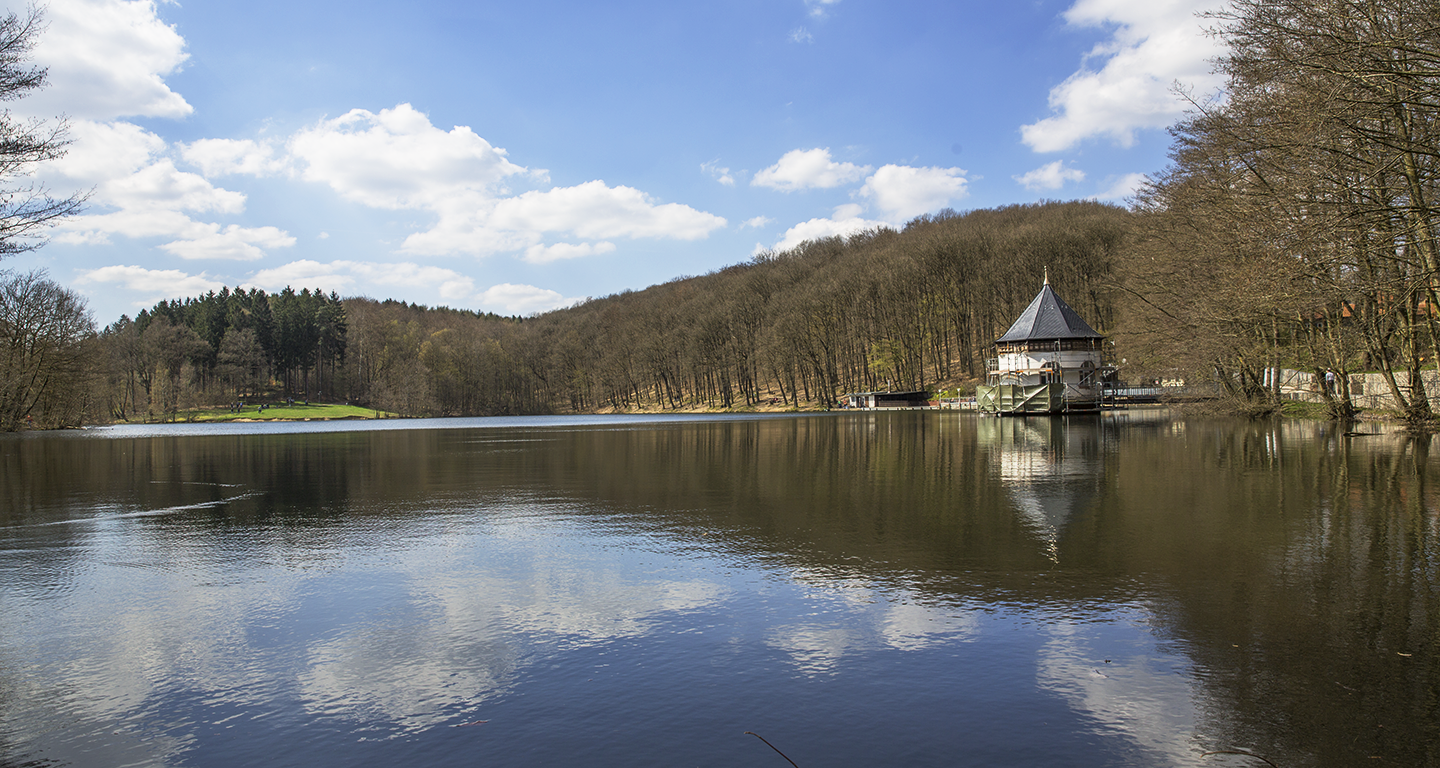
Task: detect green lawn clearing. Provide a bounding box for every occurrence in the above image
[179,402,394,422]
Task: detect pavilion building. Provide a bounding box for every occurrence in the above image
[976,277,1112,414]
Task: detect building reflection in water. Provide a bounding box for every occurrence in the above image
[975,412,1208,767]
[978,414,1106,561]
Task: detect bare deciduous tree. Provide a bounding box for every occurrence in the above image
[0,7,84,256]
[0,270,94,429]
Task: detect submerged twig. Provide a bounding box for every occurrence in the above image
[745,731,801,768]
[1202,749,1280,767]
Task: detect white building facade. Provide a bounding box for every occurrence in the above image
[977,279,1111,414]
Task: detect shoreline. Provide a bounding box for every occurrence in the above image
[22,400,1426,431]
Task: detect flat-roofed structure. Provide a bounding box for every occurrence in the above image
[841,390,931,409]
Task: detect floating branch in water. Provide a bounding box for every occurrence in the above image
[1201,749,1279,767]
[745,731,800,768]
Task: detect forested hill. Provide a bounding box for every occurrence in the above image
[490,200,1129,414]
[7,201,1131,427]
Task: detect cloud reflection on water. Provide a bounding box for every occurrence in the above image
[1037,618,1204,767]
[297,530,729,732]
[765,571,981,674]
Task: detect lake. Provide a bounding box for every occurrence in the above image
[1,411,1436,767]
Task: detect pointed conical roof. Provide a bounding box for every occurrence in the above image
[996,281,1103,343]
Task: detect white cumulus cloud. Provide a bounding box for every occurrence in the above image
[1021,0,1226,152]
[1095,172,1149,201]
[24,0,191,121]
[488,182,723,241]
[101,160,246,215]
[523,241,617,264]
[753,148,872,191]
[290,104,725,259]
[46,124,295,261]
[763,161,968,251]
[159,226,295,261]
[858,164,968,222]
[19,5,730,273]
[478,283,582,316]
[1015,161,1086,191]
[243,260,357,292]
[244,260,477,302]
[44,120,164,184]
[75,265,225,307]
[181,139,291,177]
[290,104,533,210]
[16,1,296,264]
[772,204,891,253]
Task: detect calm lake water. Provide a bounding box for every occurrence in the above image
[1,411,1437,768]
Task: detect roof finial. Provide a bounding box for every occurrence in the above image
[1043,266,1049,286]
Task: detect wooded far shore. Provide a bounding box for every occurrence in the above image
[7,0,1440,429]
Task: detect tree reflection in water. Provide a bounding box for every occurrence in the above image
[0,412,1436,767]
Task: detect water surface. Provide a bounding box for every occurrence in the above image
[2,412,1437,767]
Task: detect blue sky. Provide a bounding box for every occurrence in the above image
[5,0,1224,323]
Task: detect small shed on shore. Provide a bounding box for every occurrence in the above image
[842,391,931,409]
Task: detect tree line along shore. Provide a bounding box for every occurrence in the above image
[5,200,1122,429]
[6,0,1440,429]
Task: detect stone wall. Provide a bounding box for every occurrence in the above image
[1276,368,1440,410]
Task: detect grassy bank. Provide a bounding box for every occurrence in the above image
[175,402,394,423]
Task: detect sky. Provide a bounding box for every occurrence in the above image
[3,0,1227,324]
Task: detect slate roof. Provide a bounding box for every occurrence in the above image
[996,282,1104,342]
